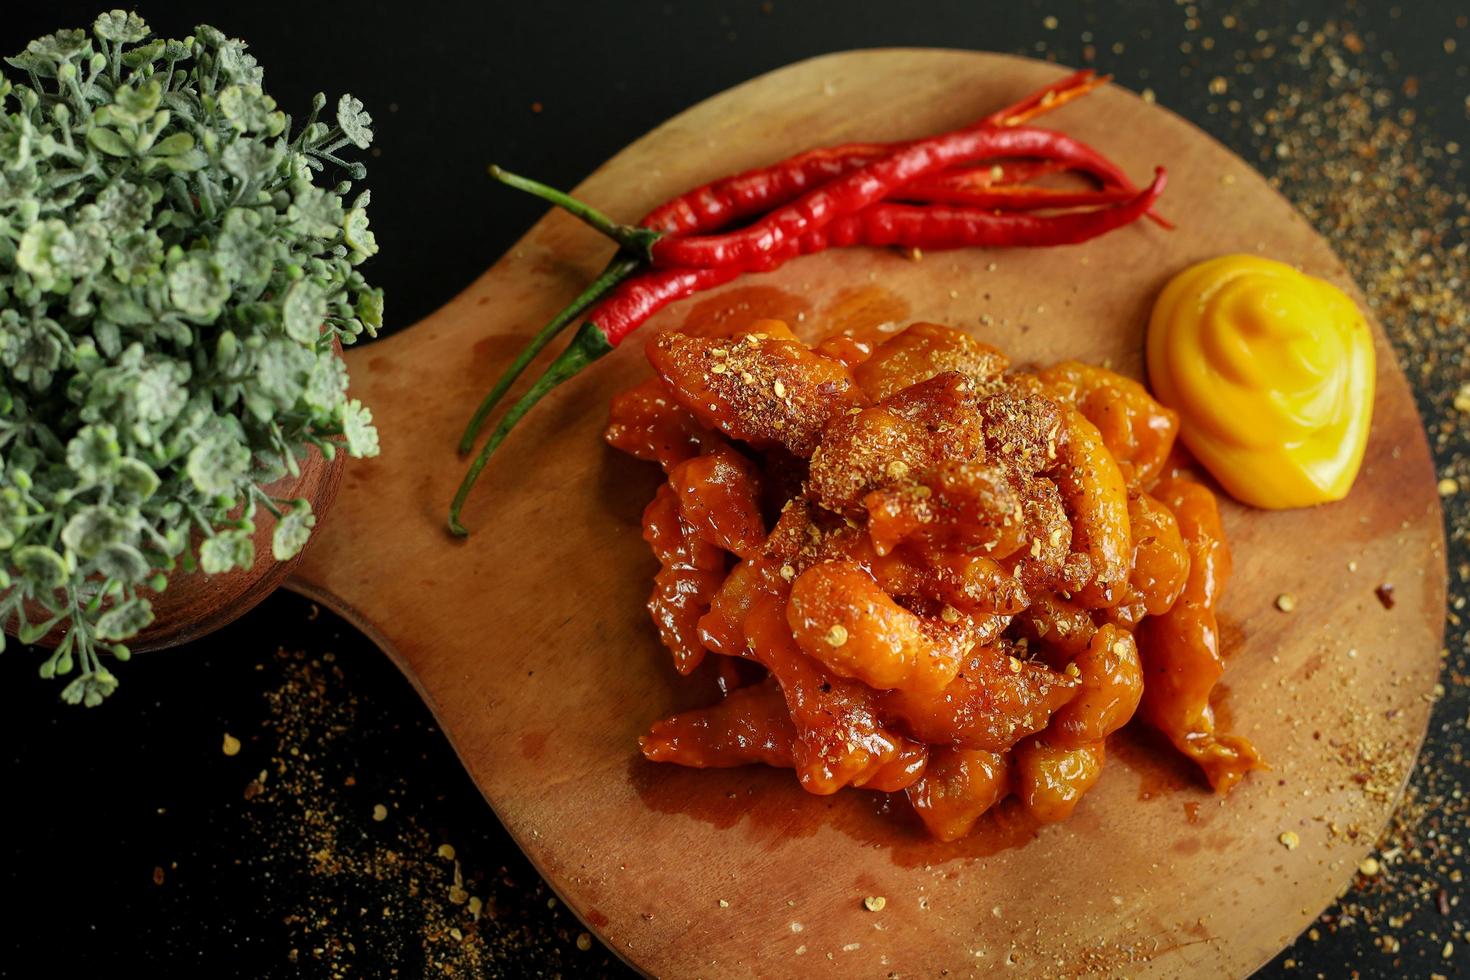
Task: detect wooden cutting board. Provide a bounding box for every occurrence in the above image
[289,50,1446,978]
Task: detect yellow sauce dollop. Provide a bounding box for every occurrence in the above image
[1147,254,1375,509]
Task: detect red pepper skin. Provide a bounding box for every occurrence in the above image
[641,144,894,235]
[640,70,1108,236]
[806,168,1166,251]
[589,267,745,346]
[892,183,1135,210]
[646,127,1142,269]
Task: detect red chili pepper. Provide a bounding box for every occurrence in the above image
[641,70,1108,235]
[489,126,1148,271]
[447,172,1166,534]
[803,168,1166,250]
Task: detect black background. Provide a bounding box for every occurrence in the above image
[3,1,1466,977]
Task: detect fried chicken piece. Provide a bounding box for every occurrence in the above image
[605,376,719,470]
[667,445,766,559]
[906,747,1011,842]
[1013,737,1105,823]
[809,371,987,516]
[1135,478,1264,792]
[881,640,1079,751]
[1038,360,1180,486]
[854,321,1009,401]
[648,328,859,456]
[642,483,726,674]
[640,678,795,769]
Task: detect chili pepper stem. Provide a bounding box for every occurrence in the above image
[457,253,642,454]
[489,165,661,259]
[448,321,615,537]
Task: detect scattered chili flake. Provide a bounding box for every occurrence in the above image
[1374,583,1396,609]
[152,866,165,886]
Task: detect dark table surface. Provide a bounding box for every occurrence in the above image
[4,2,1467,977]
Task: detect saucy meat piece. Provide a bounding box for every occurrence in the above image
[809,372,986,516]
[745,596,908,795]
[1038,360,1179,486]
[905,546,1031,616]
[1013,737,1105,823]
[812,333,875,369]
[1045,624,1143,747]
[1051,405,1132,608]
[864,460,1028,558]
[667,446,766,559]
[1001,472,1089,596]
[640,678,795,768]
[643,483,726,674]
[787,560,967,691]
[854,321,1009,401]
[1015,591,1097,661]
[852,738,930,793]
[698,557,788,657]
[976,381,1064,477]
[1106,490,1190,628]
[881,641,1079,752]
[1135,478,1264,792]
[907,747,1011,842]
[648,327,859,456]
[605,377,719,470]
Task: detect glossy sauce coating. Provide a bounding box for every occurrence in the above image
[610,319,1262,839]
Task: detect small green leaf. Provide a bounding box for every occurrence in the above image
[150,132,196,158]
[355,287,385,333]
[282,280,326,343]
[336,94,374,149]
[66,423,123,482]
[94,10,151,43]
[113,458,161,503]
[199,530,254,574]
[186,435,250,495]
[60,669,121,706]
[167,252,232,319]
[87,127,133,158]
[271,499,316,560]
[61,505,132,559]
[111,81,162,125]
[221,137,281,182]
[13,545,69,591]
[340,399,380,457]
[95,543,151,583]
[342,207,378,262]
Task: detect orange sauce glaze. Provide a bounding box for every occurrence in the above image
[609,318,1263,840]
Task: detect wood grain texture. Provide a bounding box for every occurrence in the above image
[289,50,1446,978]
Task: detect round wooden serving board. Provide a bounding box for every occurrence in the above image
[290,50,1446,978]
